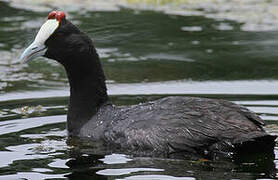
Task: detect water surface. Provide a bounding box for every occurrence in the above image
[0,1,278,179]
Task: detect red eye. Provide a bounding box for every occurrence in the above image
[48,11,57,19]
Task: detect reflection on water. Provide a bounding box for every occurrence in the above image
[0,95,277,179]
[0,0,278,179]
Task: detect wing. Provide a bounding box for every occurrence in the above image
[104,96,272,157]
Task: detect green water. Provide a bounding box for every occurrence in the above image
[0,1,278,179]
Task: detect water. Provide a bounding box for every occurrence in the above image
[1,0,278,179]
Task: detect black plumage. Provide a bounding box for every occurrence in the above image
[29,14,276,159]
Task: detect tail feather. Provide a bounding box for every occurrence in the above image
[234,134,276,155]
[204,134,276,160]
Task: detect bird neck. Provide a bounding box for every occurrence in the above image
[62,48,109,136]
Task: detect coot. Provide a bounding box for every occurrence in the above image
[20,11,276,158]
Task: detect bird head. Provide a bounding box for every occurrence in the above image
[20,11,89,64]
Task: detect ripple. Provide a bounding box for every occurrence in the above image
[99,154,133,164]
[48,159,69,169]
[2,80,278,103]
[260,115,278,121]
[145,53,195,62]
[8,0,121,12]
[0,172,67,180]
[0,143,48,168]
[7,0,278,32]
[107,80,278,95]
[235,101,278,106]
[96,168,164,176]
[246,106,278,115]
[214,22,233,31]
[0,115,66,135]
[181,26,202,32]
[20,128,66,139]
[117,175,196,180]
[32,168,53,172]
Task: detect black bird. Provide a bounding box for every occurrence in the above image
[20,11,276,159]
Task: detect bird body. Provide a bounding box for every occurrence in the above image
[76,96,275,158]
[20,11,276,159]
